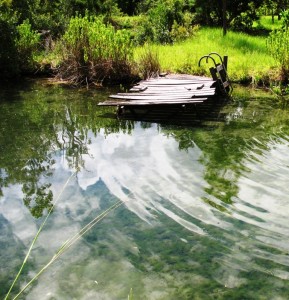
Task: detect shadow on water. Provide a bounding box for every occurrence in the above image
[110,96,231,127]
[1,81,289,299]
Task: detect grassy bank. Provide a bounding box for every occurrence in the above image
[134,27,277,84]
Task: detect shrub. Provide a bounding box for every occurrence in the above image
[0,12,19,79]
[16,19,40,72]
[135,0,196,45]
[231,12,255,31]
[267,10,289,81]
[58,15,135,84]
[170,13,199,42]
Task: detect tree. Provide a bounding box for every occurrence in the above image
[194,0,264,31]
[115,0,142,15]
[0,4,19,78]
[263,0,289,22]
[222,0,227,36]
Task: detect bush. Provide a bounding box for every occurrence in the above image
[267,10,289,81]
[231,12,255,31]
[0,13,19,79]
[171,13,199,42]
[135,0,197,45]
[0,16,40,79]
[58,15,135,84]
[16,19,40,72]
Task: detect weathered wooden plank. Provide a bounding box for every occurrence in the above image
[140,83,206,89]
[131,83,215,91]
[130,86,148,92]
[140,76,214,82]
[116,89,215,94]
[113,89,215,98]
[99,98,207,106]
[109,93,214,100]
[141,85,215,91]
[138,79,215,85]
[135,81,215,87]
[99,102,204,106]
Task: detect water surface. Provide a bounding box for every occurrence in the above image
[1,81,289,299]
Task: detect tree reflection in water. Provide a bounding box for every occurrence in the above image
[1,82,289,218]
[1,81,289,299]
[0,81,121,217]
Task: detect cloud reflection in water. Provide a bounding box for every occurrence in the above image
[74,124,230,234]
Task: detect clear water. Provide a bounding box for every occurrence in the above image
[1,80,289,299]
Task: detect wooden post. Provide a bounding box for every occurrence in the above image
[223,56,228,71]
[210,67,218,81]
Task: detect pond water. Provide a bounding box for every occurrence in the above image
[1,80,289,300]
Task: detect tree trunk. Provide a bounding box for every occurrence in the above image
[222,0,227,36]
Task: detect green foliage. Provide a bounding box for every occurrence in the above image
[23,183,53,218]
[62,14,132,63]
[147,1,176,44]
[26,0,69,36]
[0,13,40,78]
[267,10,289,80]
[16,19,40,71]
[171,13,199,42]
[267,28,289,68]
[231,10,257,31]
[229,1,263,31]
[0,0,12,7]
[0,12,19,78]
[194,0,263,31]
[59,15,135,84]
[135,0,197,45]
[116,0,142,15]
[280,8,289,28]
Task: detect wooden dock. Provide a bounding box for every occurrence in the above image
[100,74,215,105]
[98,53,232,124]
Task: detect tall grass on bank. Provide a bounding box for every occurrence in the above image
[137,45,161,79]
[134,27,276,84]
[267,26,289,81]
[58,15,136,85]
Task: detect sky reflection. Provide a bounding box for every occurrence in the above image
[2,122,289,299]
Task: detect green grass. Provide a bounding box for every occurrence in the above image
[134,27,276,83]
[39,16,281,85]
[253,15,283,31]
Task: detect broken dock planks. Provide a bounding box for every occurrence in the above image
[99,98,207,106]
[108,93,215,101]
[98,73,228,123]
[99,75,216,104]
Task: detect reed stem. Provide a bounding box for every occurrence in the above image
[5,172,76,300]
